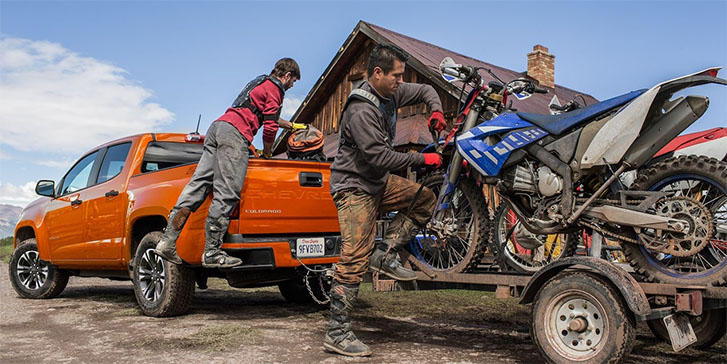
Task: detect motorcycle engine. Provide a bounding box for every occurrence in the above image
[506,164,563,197]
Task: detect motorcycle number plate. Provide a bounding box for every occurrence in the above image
[663,313,697,352]
[296,238,325,258]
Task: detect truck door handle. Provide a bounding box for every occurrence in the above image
[71,199,82,206]
[105,190,119,197]
[299,172,323,187]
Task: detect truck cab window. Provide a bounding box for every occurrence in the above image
[141,142,203,173]
[97,142,132,184]
[59,151,99,195]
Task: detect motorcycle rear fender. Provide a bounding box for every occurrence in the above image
[580,68,725,169]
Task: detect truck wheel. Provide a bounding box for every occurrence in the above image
[132,231,194,317]
[8,239,69,299]
[278,273,330,305]
[646,308,726,349]
[531,272,635,364]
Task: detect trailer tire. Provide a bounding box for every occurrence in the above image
[646,308,726,349]
[132,231,195,317]
[531,271,635,364]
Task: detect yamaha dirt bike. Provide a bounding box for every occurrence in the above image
[407,60,557,274]
[413,57,727,285]
[495,117,727,273]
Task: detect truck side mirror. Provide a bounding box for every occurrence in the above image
[36,180,55,197]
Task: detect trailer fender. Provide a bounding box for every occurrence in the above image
[519,256,651,316]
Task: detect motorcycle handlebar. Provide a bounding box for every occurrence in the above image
[533,87,548,94]
[549,103,569,111]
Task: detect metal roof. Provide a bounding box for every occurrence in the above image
[280,20,600,155]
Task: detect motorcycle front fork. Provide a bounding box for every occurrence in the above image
[430,106,481,225]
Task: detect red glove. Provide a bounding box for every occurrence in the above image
[428,111,447,133]
[423,153,443,168]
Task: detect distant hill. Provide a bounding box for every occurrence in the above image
[0,204,23,238]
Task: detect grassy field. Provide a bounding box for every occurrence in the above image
[0,236,12,264]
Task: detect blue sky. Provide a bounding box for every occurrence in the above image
[0,0,725,207]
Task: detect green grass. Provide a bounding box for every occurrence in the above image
[357,283,530,326]
[0,236,13,264]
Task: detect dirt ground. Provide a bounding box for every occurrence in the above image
[0,262,724,364]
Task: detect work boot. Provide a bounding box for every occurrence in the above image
[323,282,372,357]
[201,216,242,268]
[369,213,420,281]
[154,206,190,265]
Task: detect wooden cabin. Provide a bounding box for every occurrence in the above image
[275,21,598,157]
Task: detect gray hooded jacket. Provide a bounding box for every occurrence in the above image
[330,81,443,195]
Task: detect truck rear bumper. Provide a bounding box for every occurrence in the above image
[222,234,340,269]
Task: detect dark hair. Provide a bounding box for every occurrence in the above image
[367,44,408,77]
[271,58,301,80]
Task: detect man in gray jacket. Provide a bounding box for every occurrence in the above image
[324,44,447,357]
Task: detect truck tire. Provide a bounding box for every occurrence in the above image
[278,273,330,305]
[8,239,69,299]
[531,271,635,364]
[646,308,726,349]
[132,231,195,317]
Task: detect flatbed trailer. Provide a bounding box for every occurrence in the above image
[394,254,727,363]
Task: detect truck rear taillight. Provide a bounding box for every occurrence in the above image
[185,133,205,143]
[229,203,240,219]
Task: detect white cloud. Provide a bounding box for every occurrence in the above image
[0,149,10,160]
[281,96,303,120]
[34,158,76,169]
[0,37,174,155]
[0,181,38,207]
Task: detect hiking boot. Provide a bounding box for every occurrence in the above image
[154,206,190,265]
[201,216,242,268]
[369,244,417,281]
[324,282,371,357]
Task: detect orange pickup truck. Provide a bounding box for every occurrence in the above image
[9,132,340,316]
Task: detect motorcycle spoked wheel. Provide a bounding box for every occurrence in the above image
[491,202,578,273]
[408,171,490,273]
[624,155,727,286]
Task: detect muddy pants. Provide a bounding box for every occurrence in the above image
[174,120,249,223]
[332,174,436,285]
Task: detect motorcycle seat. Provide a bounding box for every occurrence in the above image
[517,89,646,135]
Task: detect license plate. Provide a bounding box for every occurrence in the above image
[663,313,697,352]
[296,237,325,258]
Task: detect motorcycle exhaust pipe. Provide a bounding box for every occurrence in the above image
[624,95,709,168]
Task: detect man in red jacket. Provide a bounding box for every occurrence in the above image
[155,58,300,268]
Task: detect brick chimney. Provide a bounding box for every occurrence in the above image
[527,45,555,88]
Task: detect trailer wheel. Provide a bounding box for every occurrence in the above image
[132,231,195,317]
[531,271,635,364]
[646,308,726,349]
